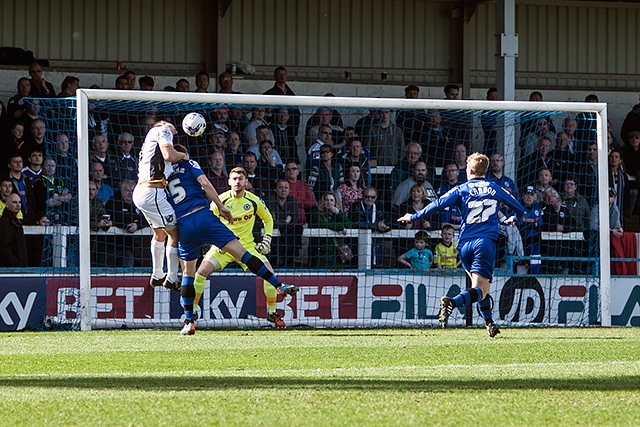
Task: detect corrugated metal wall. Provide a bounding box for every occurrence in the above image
[220,0,453,70]
[467,1,640,89]
[0,0,209,64]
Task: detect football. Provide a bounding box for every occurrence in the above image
[182,112,206,137]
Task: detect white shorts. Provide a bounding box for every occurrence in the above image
[132,185,176,229]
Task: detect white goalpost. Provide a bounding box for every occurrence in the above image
[74,89,611,331]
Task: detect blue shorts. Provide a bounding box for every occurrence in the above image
[458,238,496,281]
[177,208,238,261]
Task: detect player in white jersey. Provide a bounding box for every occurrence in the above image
[132,120,188,291]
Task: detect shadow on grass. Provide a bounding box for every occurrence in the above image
[1,375,639,392]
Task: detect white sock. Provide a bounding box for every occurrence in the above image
[166,246,180,282]
[151,239,166,279]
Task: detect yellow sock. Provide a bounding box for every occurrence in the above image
[264,281,277,314]
[194,273,206,307]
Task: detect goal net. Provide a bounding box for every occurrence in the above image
[19,90,610,331]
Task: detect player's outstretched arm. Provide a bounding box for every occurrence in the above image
[196,175,232,221]
[397,213,413,224]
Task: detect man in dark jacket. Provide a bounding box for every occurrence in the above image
[0,193,28,267]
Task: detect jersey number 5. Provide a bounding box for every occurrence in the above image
[466,199,498,223]
[167,178,186,204]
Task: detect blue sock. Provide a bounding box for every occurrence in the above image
[452,288,483,308]
[181,276,195,321]
[241,251,281,288]
[478,294,494,323]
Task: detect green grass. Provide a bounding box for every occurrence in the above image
[1,328,639,427]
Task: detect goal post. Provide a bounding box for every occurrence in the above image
[68,89,609,331]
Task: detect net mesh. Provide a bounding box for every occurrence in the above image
[4,94,603,330]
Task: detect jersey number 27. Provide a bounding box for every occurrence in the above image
[466,199,498,223]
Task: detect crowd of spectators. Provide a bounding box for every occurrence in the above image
[0,60,638,273]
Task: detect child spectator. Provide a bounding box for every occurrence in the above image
[434,223,460,269]
[398,230,433,269]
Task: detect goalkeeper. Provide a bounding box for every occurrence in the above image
[167,146,298,335]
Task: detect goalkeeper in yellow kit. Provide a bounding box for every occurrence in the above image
[193,166,288,327]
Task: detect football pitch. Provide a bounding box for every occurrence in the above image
[1,327,639,427]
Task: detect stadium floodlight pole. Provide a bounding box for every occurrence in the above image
[77,89,92,331]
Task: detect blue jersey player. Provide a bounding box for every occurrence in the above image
[398,153,525,337]
[166,144,298,335]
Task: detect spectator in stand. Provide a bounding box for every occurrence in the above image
[228,106,248,134]
[341,137,371,187]
[194,71,210,93]
[242,152,269,199]
[517,136,555,191]
[389,142,424,192]
[398,230,433,269]
[5,153,38,225]
[244,107,271,148]
[206,152,230,194]
[433,223,461,269]
[114,132,138,183]
[397,184,431,231]
[104,180,148,267]
[7,77,31,119]
[397,84,424,142]
[580,141,599,207]
[575,94,599,164]
[589,188,624,274]
[308,191,352,269]
[354,110,381,157]
[607,119,621,152]
[284,161,316,264]
[562,176,591,232]
[561,117,577,154]
[418,109,452,170]
[139,75,155,91]
[440,83,471,146]
[90,134,117,184]
[218,71,241,94]
[285,161,316,223]
[22,148,44,185]
[620,130,640,218]
[534,168,556,201]
[561,176,591,274]
[307,145,344,206]
[437,162,463,229]
[306,108,338,150]
[91,162,114,204]
[551,130,576,184]
[540,188,569,273]
[487,152,517,195]
[123,71,136,89]
[481,87,499,156]
[620,103,640,144]
[307,125,335,170]
[349,186,393,268]
[392,161,437,213]
[256,140,284,189]
[212,106,231,135]
[53,133,76,183]
[1,122,25,174]
[0,193,28,267]
[175,78,190,92]
[521,116,556,160]
[608,149,627,226]
[365,109,404,167]
[263,66,301,130]
[338,164,366,215]
[224,131,243,169]
[57,76,79,97]
[115,75,130,90]
[452,143,468,183]
[33,157,72,225]
[22,103,45,149]
[28,61,55,98]
[519,186,543,274]
[270,107,298,164]
[267,179,299,267]
[0,177,22,219]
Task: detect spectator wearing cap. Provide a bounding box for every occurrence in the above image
[518,186,543,274]
[620,103,640,145]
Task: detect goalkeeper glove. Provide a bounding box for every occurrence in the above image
[256,235,272,255]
